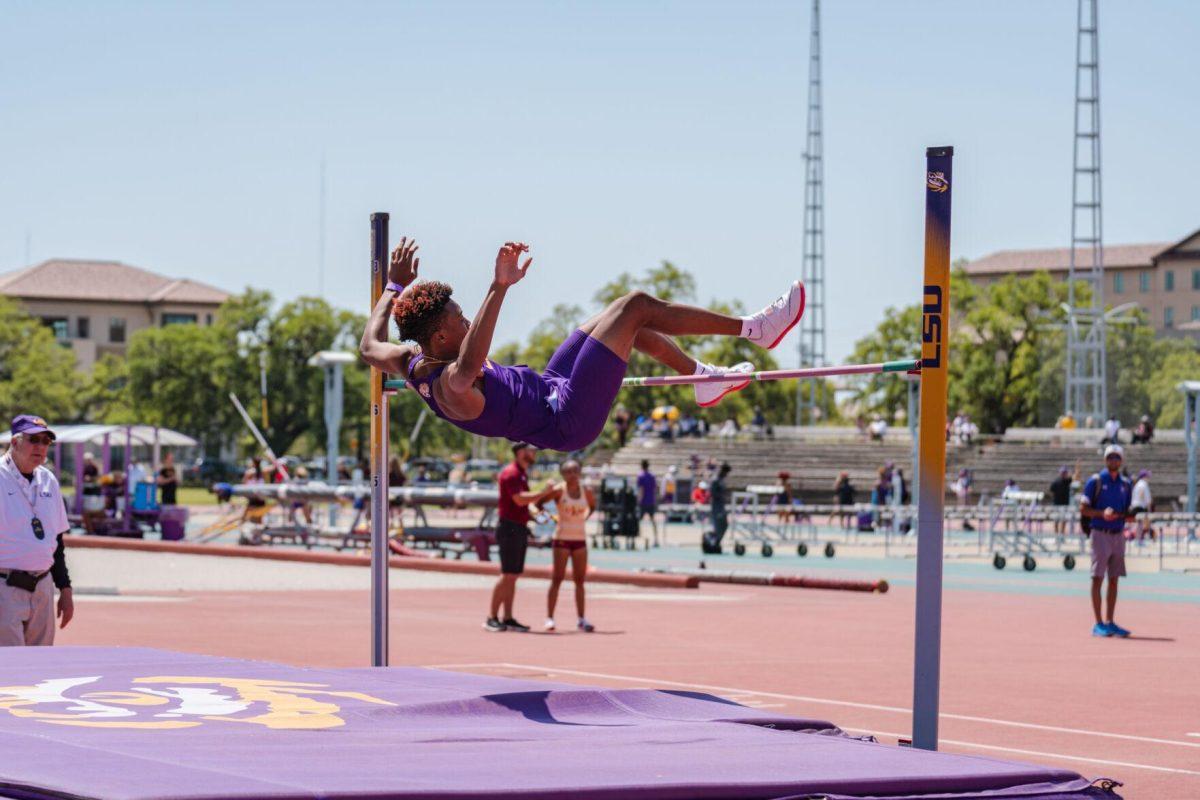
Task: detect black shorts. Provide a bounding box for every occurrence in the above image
[496,519,530,575]
[638,505,657,519]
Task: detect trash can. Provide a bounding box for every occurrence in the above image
[159,506,189,541]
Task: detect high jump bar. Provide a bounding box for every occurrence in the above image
[380,359,918,394]
[621,359,919,388]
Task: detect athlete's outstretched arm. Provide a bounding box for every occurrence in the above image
[444,242,532,393]
[360,238,420,373]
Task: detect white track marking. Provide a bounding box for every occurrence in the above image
[431,662,1200,751]
[840,727,1200,777]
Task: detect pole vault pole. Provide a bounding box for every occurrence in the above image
[369,212,390,667]
[912,146,953,750]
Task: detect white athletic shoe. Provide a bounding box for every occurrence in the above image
[544,618,556,632]
[744,280,805,350]
[695,362,754,408]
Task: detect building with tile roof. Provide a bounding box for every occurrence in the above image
[0,259,231,370]
[960,229,1200,338]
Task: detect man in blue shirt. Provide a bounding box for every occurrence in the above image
[636,460,659,546]
[1080,445,1133,637]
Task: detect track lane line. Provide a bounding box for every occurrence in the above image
[842,727,1200,777]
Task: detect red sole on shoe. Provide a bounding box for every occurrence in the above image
[766,281,806,350]
[697,379,752,408]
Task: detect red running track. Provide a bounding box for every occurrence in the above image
[60,578,1197,799]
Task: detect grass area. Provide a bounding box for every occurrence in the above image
[177,486,219,506]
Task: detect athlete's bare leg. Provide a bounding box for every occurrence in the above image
[580,291,742,361]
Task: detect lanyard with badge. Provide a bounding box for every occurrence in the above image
[2,455,45,540]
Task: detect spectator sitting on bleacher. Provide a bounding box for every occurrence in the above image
[1056,412,1077,430]
[1131,415,1154,445]
[750,407,768,440]
[1001,478,1021,500]
[868,415,888,442]
[1101,414,1121,445]
[678,413,699,438]
[635,414,653,438]
[718,416,740,442]
[959,415,978,446]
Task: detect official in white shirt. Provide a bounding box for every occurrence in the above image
[1,414,74,646]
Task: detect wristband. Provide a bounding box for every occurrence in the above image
[386,281,405,293]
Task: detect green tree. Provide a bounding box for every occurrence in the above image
[1144,345,1200,427]
[847,304,921,421]
[520,304,586,367]
[0,296,80,424]
[949,271,1071,432]
[261,297,365,455]
[848,270,1074,432]
[74,354,135,424]
[125,322,234,452]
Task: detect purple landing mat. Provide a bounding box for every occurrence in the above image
[0,648,1119,800]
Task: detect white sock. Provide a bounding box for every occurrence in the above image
[740,316,759,339]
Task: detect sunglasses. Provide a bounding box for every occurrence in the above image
[23,435,54,446]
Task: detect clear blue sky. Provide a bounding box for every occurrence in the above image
[3,1,1197,364]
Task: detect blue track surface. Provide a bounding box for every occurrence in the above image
[522,539,1200,605]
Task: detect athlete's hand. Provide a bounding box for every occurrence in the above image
[389,238,420,288]
[494,242,531,287]
[1103,507,1117,521]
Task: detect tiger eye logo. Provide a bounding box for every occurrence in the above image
[0,675,395,731]
[927,172,949,193]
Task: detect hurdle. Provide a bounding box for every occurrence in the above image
[367,145,953,748]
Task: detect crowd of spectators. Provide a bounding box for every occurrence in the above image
[618,404,783,445]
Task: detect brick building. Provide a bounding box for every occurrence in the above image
[961,229,1200,338]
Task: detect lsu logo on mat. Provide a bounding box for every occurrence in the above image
[0,675,395,730]
[926,172,949,193]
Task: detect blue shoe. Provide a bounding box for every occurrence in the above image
[1107,622,1131,638]
[1092,622,1112,637]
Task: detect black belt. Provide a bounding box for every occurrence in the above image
[1,569,50,592]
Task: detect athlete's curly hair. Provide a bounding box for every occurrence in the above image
[392,281,453,344]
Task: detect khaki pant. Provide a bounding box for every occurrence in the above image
[0,576,55,646]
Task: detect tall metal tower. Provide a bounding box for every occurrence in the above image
[1064,0,1106,421]
[796,0,826,426]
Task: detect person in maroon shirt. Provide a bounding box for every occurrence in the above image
[485,443,552,632]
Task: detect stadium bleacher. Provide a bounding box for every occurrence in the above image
[606,429,1188,507]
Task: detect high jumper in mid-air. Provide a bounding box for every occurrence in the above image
[359,238,804,452]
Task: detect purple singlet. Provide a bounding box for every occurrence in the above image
[405,330,628,452]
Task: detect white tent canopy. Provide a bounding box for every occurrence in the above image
[0,424,198,447]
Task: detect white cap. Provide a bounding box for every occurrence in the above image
[1103,444,1124,460]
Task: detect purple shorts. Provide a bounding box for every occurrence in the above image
[541,330,628,451]
[1090,529,1127,579]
